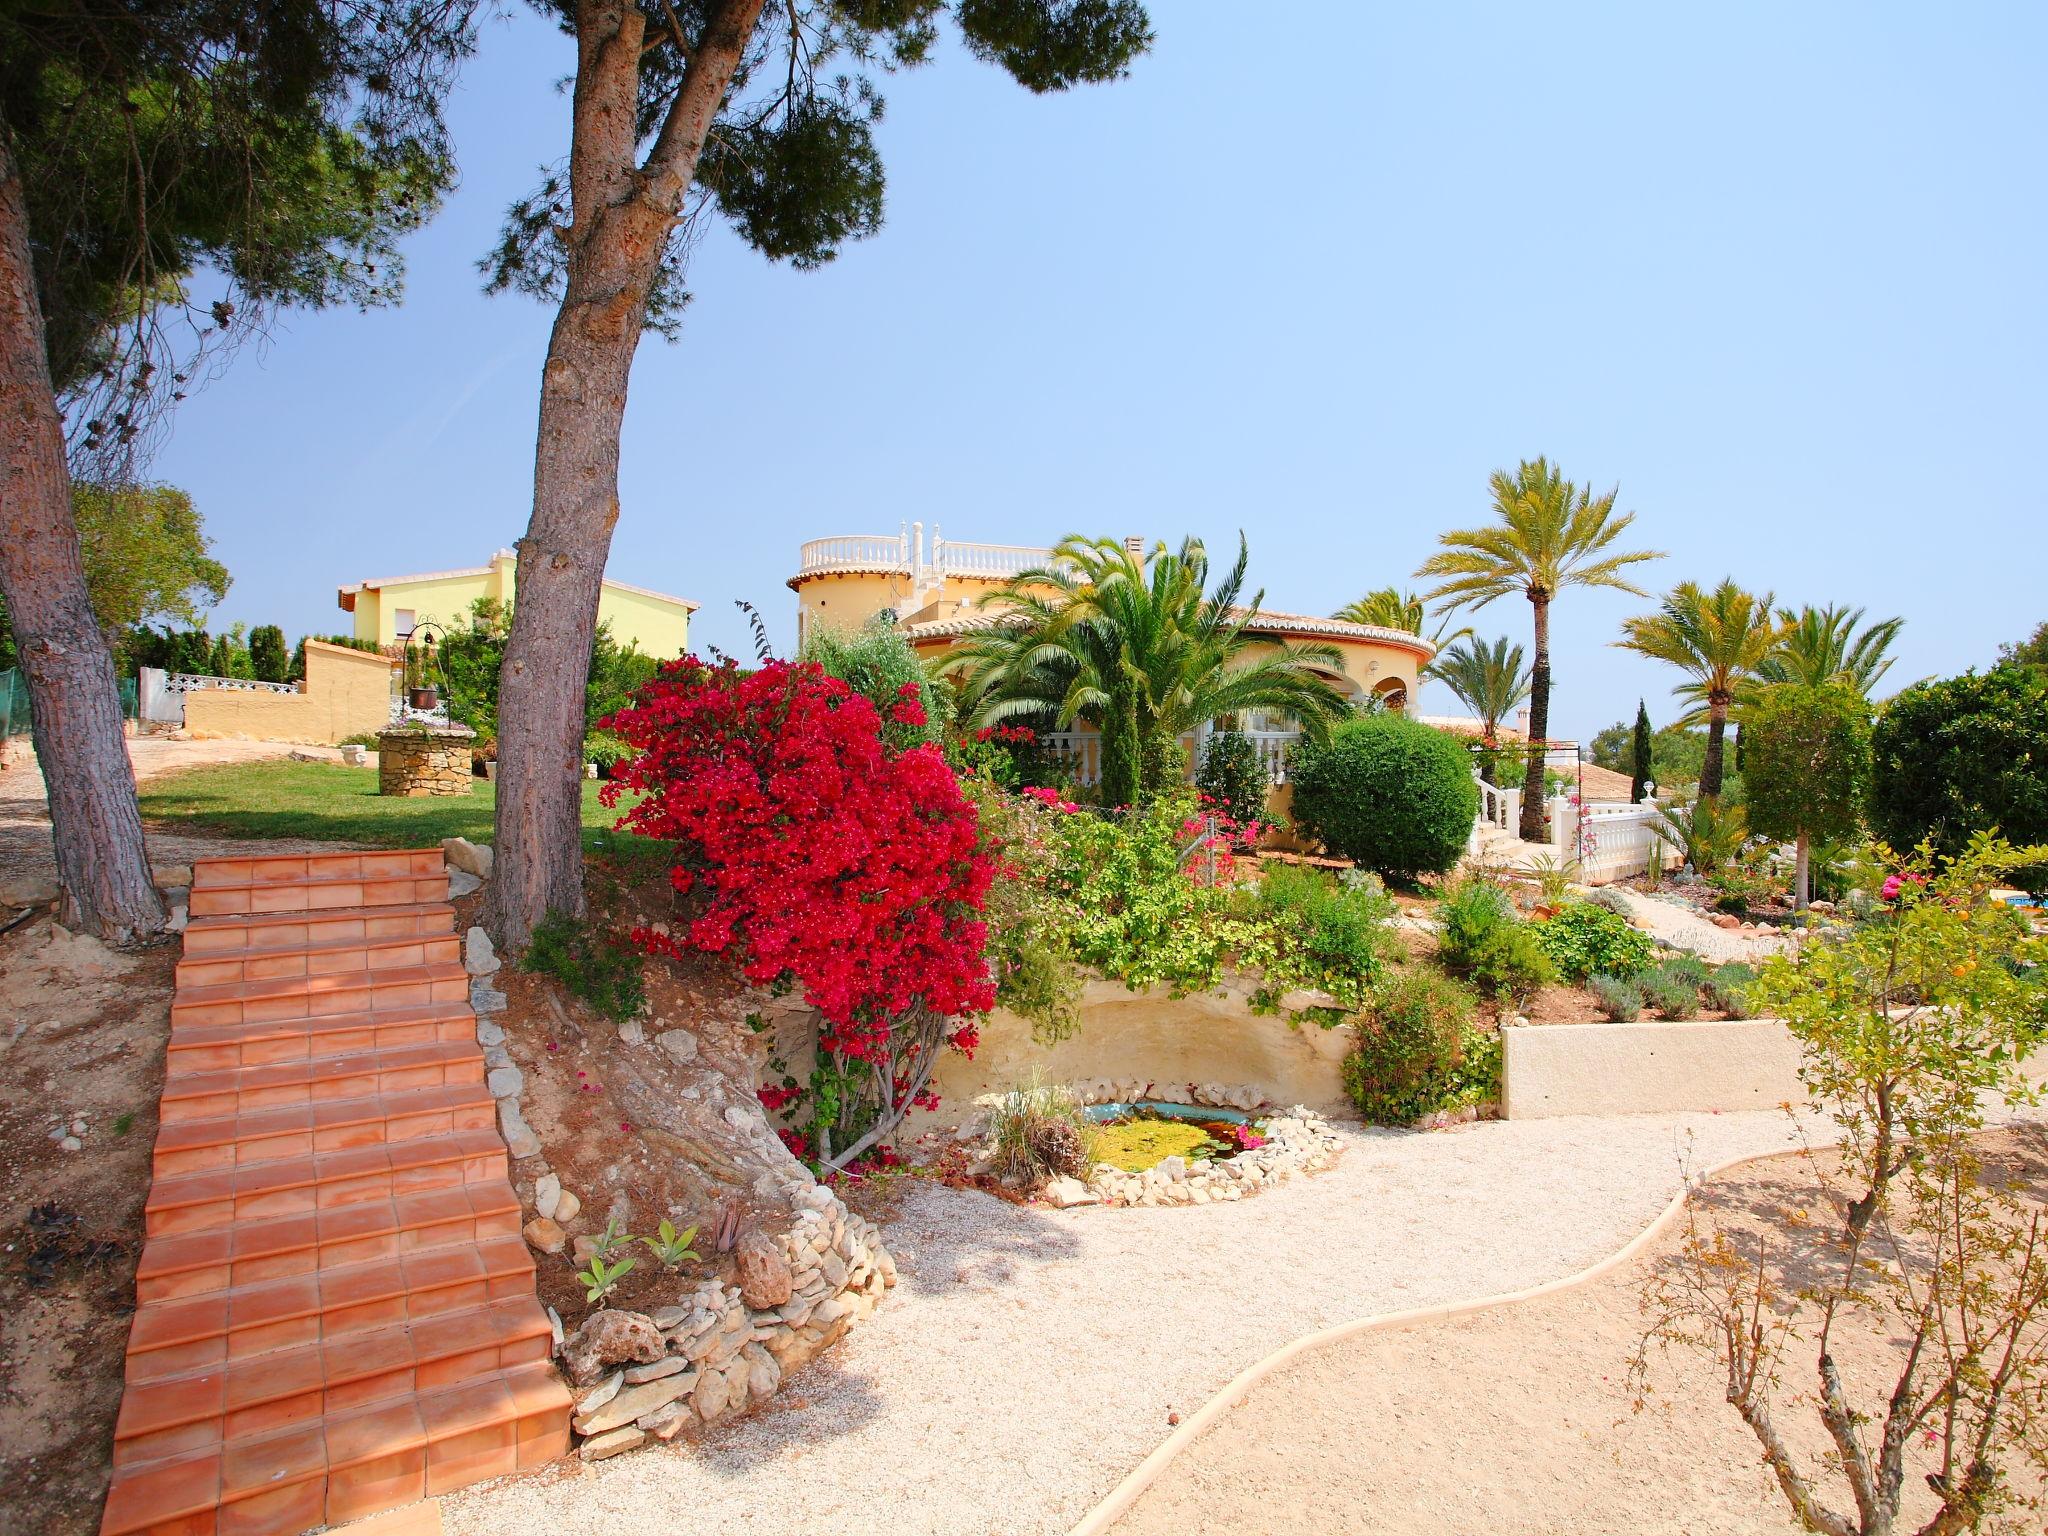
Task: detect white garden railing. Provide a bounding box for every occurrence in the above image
[1039,725,1300,791]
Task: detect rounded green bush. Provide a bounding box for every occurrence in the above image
[1289,715,1479,879]
[1532,902,1657,983]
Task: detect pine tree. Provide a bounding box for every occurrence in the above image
[1630,700,1653,803]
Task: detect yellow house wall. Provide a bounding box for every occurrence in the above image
[794,570,917,644]
[595,585,691,657]
[183,642,395,745]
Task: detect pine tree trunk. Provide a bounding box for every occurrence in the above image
[0,137,164,942]
[1794,832,1810,911]
[485,0,765,948]
[1701,697,1728,801]
[1518,594,1550,842]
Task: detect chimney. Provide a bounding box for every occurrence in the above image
[1515,706,1532,738]
[1123,535,1144,561]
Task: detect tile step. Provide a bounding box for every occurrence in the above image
[114,1294,553,1466]
[182,901,457,956]
[160,1041,485,1124]
[165,1002,476,1076]
[190,872,452,920]
[137,1182,521,1304]
[171,963,471,1028]
[190,850,447,889]
[99,1359,570,1535]
[123,1233,535,1381]
[176,932,463,990]
[144,1128,507,1239]
[151,1081,498,1178]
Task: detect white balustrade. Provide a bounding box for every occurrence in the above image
[797,533,910,573]
[164,673,298,696]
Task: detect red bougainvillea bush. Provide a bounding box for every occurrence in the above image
[602,657,996,1169]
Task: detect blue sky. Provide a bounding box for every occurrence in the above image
[155,2,2047,744]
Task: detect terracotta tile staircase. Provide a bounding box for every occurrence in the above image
[102,851,571,1536]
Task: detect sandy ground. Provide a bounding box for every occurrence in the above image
[0,735,349,883]
[445,1108,1843,1536]
[1114,1128,2048,1536]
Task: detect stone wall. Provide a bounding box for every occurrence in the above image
[378,726,476,796]
[903,977,1355,1133]
[181,641,393,744]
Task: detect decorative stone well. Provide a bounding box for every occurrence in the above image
[377,724,476,796]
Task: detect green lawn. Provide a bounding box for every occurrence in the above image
[138,759,647,852]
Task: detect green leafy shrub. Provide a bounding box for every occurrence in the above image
[1045,793,1228,993]
[1584,885,1635,919]
[1708,961,1758,1017]
[1656,796,1749,875]
[1437,880,1554,1003]
[1707,858,1780,917]
[1226,863,1395,1012]
[1641,957,1707,1019]
[339,731,381,749]
[799,617,948,753]
[583,730,631,779]
[1589,973,1643,1021]
[522,911,646,1021]
[1194,729,1271,828]
[1288,714,1479,879]
[248,624,289,683]
[1869,667,2048,894]
[1531,901,1657,983]
[1342,968,1495,1125]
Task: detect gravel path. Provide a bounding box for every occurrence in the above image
[1611,887,1794,964]
[446,1108,1835,1536]
[0,737,351,884]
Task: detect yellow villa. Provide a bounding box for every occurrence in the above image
[789,525,1435,787]
[338,547,696,655]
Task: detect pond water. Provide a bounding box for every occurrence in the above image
[1083,1099,1258,1126]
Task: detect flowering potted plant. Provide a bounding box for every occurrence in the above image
[403,627,441,710]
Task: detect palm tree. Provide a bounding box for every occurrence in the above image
[1615,579,1780,801]
[1429,635,1530,742]
[1417,458,1663,841]
[942,534,1354,807]
[1753,603,1902,695]
[1333,587,1471,652]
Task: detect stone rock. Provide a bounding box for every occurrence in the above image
[624,1356,689,1385]
[572,1236,601,1268]
[655,1029,698,1065]
[617,1019,645,1047]
[734,1230,794,1309]
[522,1217,565,1255]
[573,1372,623,1414]
[562,1308,665,1386]
[692,1368,730,1422]
[535,1173,562,1221]
[1155,1155,1187,1183]
[448,868,482,899]
[642,1401,693,1440]
[470,978,508,1015]
[441,836,493,879]
[577,1426,645,1461]
[1711,913,1742,930]
[60,1135,82,1152]
[166,902,188,933]
[575,1371,698,1435]
[151,864,192,890]
[554,1189,582,1224]
[1045,1176,1098,1208]
[476,1019,506,1048]
[341,743,369,767]
[497,1098,540,1159]
[464,925,500,976]
[0,873,60,908]
[486,1064,524,1099]
[483,1043,514,1071]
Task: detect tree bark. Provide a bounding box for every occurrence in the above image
[0,137,164,942]
[1795,831,1810,911]
[1701,695,1728,800]
[1518,593,1550,842]
[486,0,766,947]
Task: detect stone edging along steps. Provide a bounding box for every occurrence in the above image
[1062,1144,1802,1536]
[102,850,571,1536]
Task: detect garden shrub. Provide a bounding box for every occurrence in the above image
[1641,958,1705,1020]
[1531,901,1657,983]
[1194,729,1271,829]
[1436,879,1553,1003]
[583,730,631,779]
[523,910,647,1021]
[1656,796,1749,875]
[1708,961,1757,1017]
[1288,714,1478,879]
[800,617,949,754]
[1589,973,1643,1021]
[1869,667,2048,894]
[1043,792,1229,994]
[1342,968,1495,1125]
[986,1079,1096,1185]
[1226,863,1395,1012]
[1584,885,1635,919]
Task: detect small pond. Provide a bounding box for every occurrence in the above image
[1083,1100,1268,1174]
